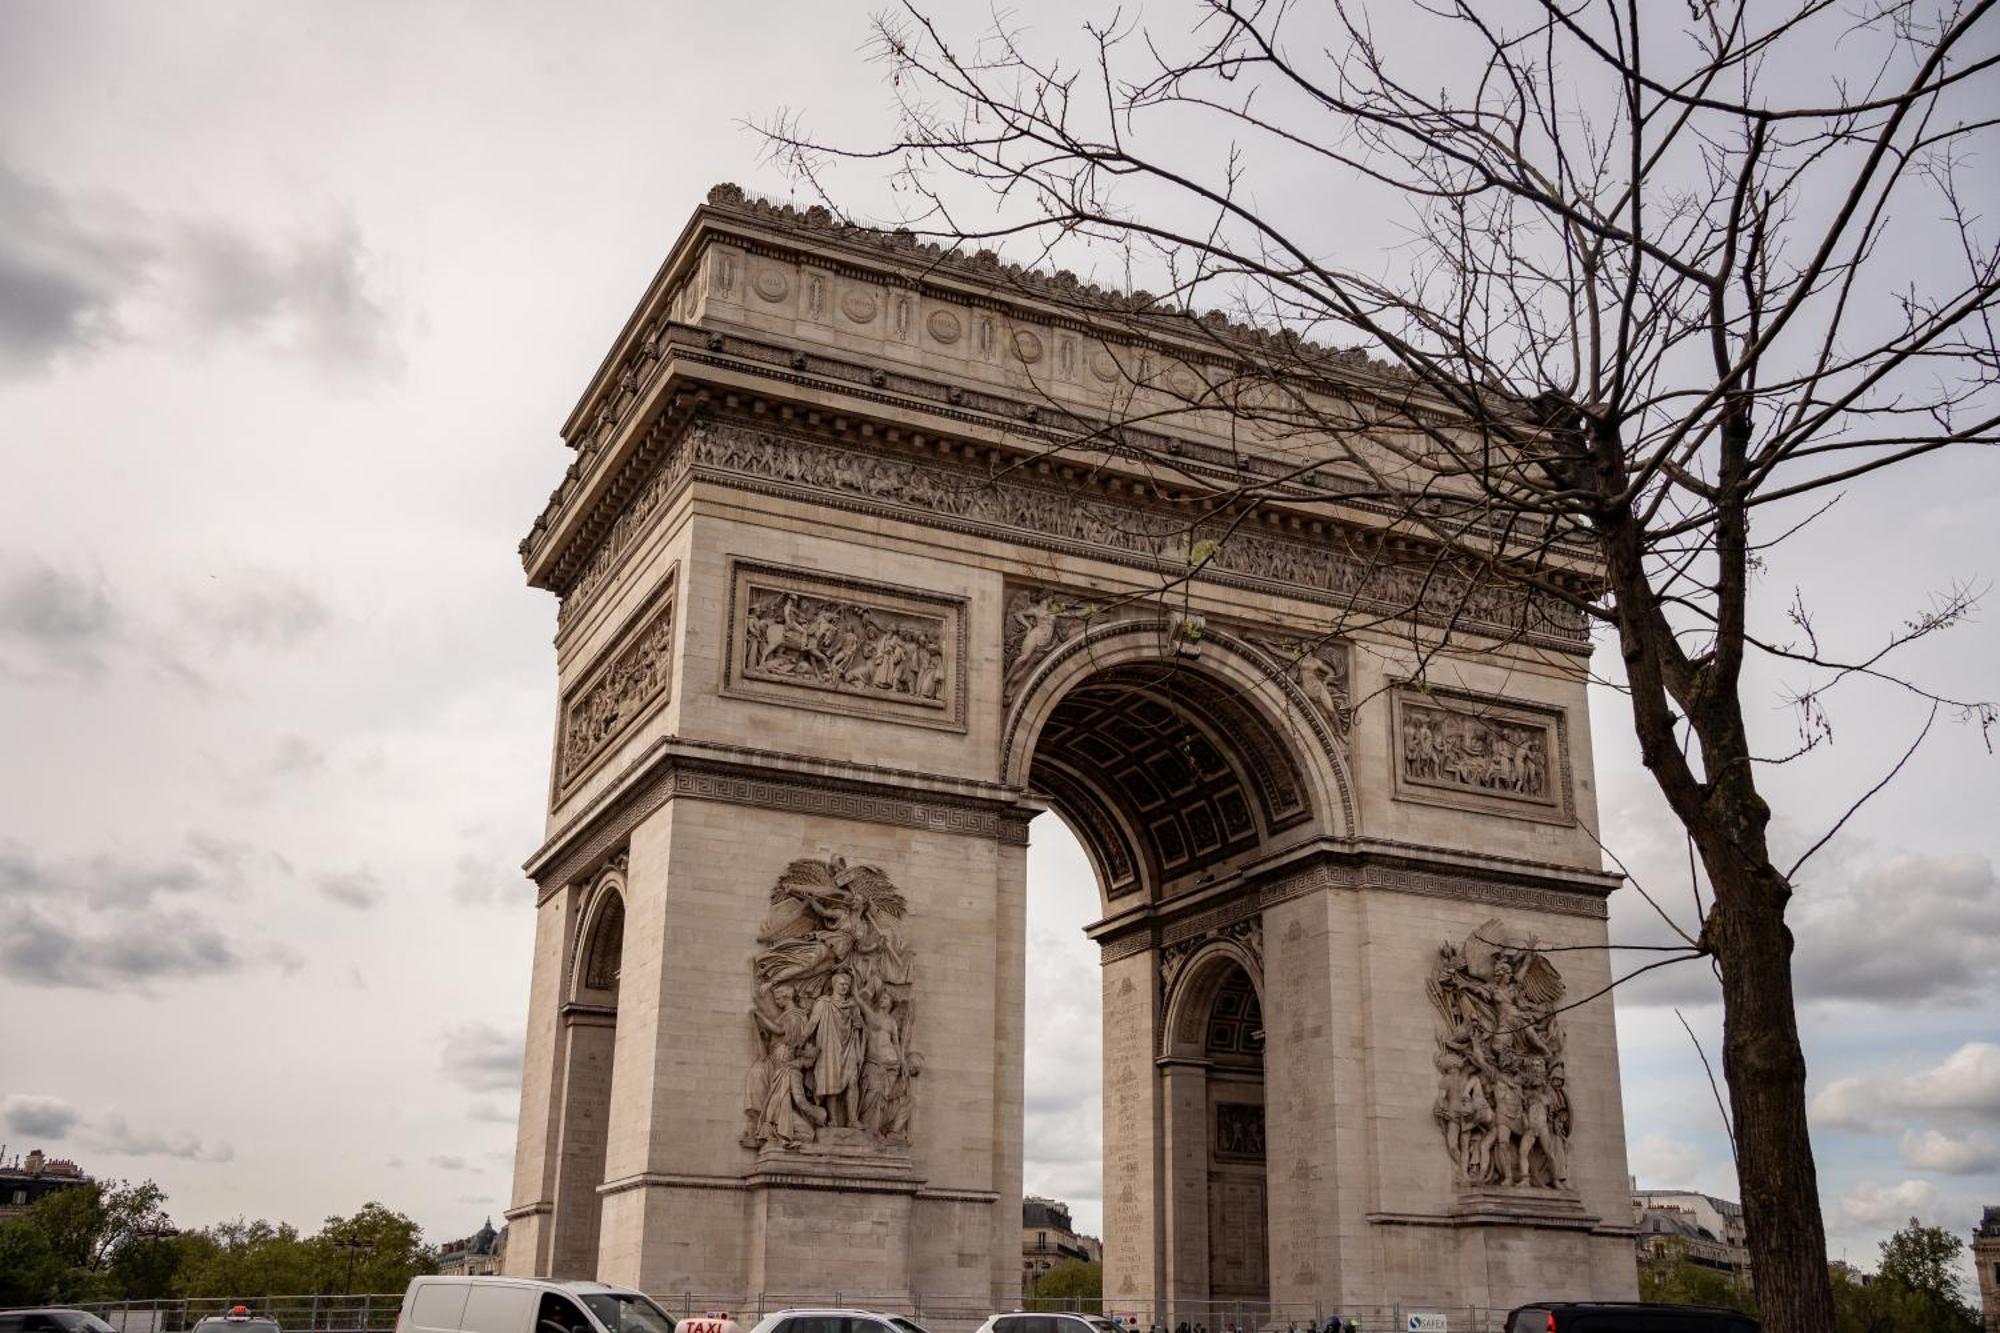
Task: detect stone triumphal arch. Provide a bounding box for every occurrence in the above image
[505,185,1640,1311]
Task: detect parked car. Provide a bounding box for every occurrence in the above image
[745,1310,934,1333]
[398,1276,675,1333]
[0,1312,118,1333]
[970,1315,1123,1333]
[191,1308,281,1333]
[1503,1303,1759,1333]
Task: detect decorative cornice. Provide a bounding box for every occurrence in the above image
[526,737,1031,892]
[529,347,1595,654]
[1091,843,1614,961]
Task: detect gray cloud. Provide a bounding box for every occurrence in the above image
[1791,854,2000,1004]
[0,833,247,910]
[93,1111,234,1163]
[441,1023,523,1094]
[0,562,121,679]
[178,571,332,652]
[0,903,242,990]
[172,212,398,370]
[0,1095,229,1161]
[0,160,399,378]
[2,1093,82,1139]
[0,161,149,377]
[0,835,304,991]
[1612,849,2000,1009]
[317,868,383,910]
[430,1154,471,1172]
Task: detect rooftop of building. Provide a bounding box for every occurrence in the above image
[0,1149,88,1182]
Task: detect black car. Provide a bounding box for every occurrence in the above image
[1504,1304,1759,1333]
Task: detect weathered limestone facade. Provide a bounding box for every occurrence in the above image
[505,186,1640,1310]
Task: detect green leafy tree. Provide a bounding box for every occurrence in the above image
[0,1217,64,1305]
[1028,1259,1103,1309]
[1873,1218,1979,1331]
[1638,1239,1757,1314]
[30,1179,170,1274]
[311,1203,436,1294]
[174,1219,321,1298]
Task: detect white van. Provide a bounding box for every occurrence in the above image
[398,1277,678,1333]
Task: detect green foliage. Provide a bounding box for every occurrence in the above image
[1027,1259,1103,1308]
[1828,1220,1981,1333]
[314,1202,437,1295]
[0,1216,65,1305]
[173,1220,322,1298]
[0,1179,435,1301]
[1637,1239,1757,1314]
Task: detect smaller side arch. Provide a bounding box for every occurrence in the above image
[1161,937,1265,1059]
[567,860,628,1008]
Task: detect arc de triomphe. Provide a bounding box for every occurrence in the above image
[504,185,1640,1311]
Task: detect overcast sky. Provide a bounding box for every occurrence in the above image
[1,0,1995,1284]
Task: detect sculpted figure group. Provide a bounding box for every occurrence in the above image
[1428,919,1573,1191]
[1403,705,1550,799]
[742,856,919,1152]
[744,589,946,705]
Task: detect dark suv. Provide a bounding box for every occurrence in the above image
[1504,1304,1759,1333]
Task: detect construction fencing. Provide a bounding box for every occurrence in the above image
[68,1295,1517,1333]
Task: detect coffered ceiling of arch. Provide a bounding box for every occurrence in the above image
[1026,663,1310,897]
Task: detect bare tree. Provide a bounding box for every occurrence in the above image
[767,2,1998,1330]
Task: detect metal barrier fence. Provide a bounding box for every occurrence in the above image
[66,1295,1514,1333]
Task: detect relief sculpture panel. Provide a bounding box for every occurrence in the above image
[555,576,676,796]
[725,560,967,730]
[742,856,918,1151]
[1391,687,1569,821]
[1428,919,1573,1192]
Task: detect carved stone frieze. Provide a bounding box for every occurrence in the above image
[1001,584,1098,703]
[556,576,677,796]
[725,561,967,731]
[1244,632,1351,736]
[1392,687,1571,822]
[1214,1103,1266,1161]
[743,856,918,1153]
[548,413,1588,653]
[1427,919,1573,1192]
[1159,916,1263,1004]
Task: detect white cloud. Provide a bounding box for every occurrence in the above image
[1815,1042,2000,1136]
[1629,1133,1702,1187]
[1900,1127,2000,1175]
[1812,1076,1882,1133]
[1900,1042,2000,1118]
[1832,1179,1941,1231]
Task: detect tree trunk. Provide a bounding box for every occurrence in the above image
[1702,835,1840,1333]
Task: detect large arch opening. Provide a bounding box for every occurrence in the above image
[1016,642,1317,1313]
[549,871,624,1278]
